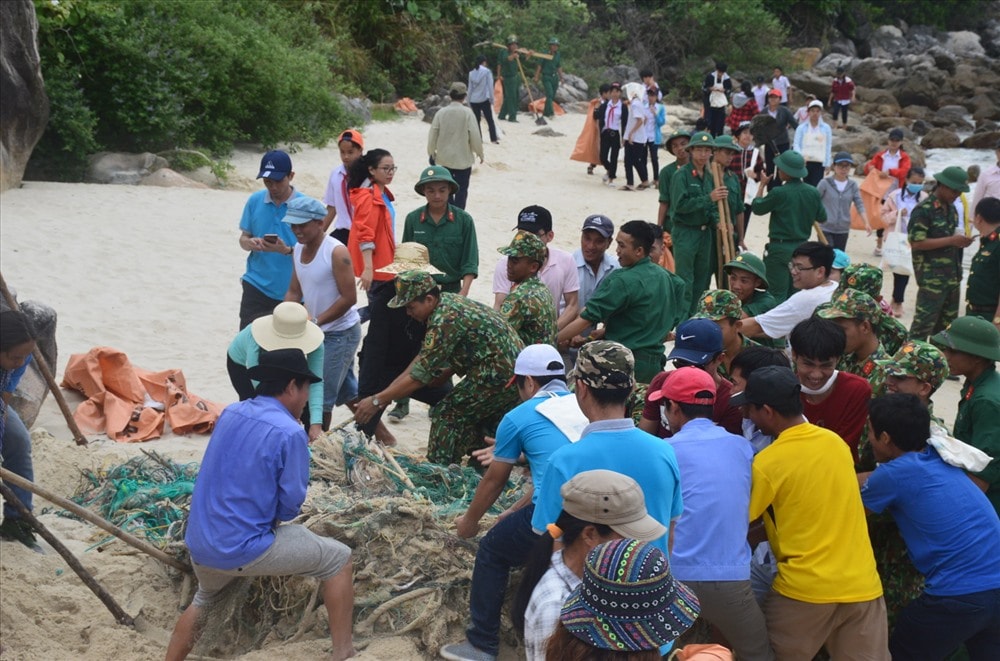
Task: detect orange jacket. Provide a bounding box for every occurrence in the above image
[348,184,396,282]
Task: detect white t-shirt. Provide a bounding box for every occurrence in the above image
[752,84,770,110]
[756,280,838,340]
[322,164,352,232]
[624,99,647,144]
[293,236,360,332]
[772,75,791,101]
[880,150,902,174]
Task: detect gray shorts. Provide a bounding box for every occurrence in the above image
[191,524,351,607]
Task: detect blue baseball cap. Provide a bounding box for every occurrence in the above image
[283,195,327,224]
[832,249,851,270]
[257,150,292,180]
[582,214,614,238]
[667,318,723,366]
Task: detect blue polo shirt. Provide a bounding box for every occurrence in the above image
[532,418,683,555]
[862,446,1000,596]
[239,188,302,300]
[186,396,310,569]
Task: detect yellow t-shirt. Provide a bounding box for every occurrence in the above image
[750,421,883,603]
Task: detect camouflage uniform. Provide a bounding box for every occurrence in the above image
[497,232,558,346]
[817,288,891,397]
[692,289,759,382]
[389,271,524,464]
[908,194,962,339]
[834,263,909,354]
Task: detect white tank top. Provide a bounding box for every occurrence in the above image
[293,236,360,333]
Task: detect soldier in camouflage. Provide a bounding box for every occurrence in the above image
[908,166,975,340]
[830,263,909,355]
[878,340,949,425]
[692,289,758,382]
[353,270,523,465]
[817,288,890,397]
[497,231,558,346]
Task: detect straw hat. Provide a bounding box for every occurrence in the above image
[250,302,323,353]
[377,242,444,275]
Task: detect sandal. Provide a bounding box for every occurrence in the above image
[619,185,634,191]
[637,182,650,190]
[587,165,595,175]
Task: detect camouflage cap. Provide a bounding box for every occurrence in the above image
[837,263,883,299]
[816,288,882,323]
[876,340,949,391]
[724,253,769,289]
[387,270,438,308]
[572,340,635,390]
[498,230,547,264]
[692,289,743,321]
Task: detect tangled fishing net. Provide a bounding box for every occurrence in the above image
[67,427,528,656]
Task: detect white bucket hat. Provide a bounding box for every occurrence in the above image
[250,302,324,353]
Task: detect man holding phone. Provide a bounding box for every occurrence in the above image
[238,150,304,329]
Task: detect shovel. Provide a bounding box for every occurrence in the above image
[515,56,547,126]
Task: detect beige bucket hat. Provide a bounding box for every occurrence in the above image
[250,301,324,353]
[377,242,444,275]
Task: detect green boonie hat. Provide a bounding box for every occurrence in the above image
[930,316,1000,361]
[572,340,635,390]
[387,270,437,309]
[837,263,883,299]
[498,230,547,264]
[693,289,743,321]
[664,130,691,152]
[876,340,949,391]
[724,253,769,289]
[934,166,970,193]
[816,288,882,322]
[686,131,714,150]
[549,37,559,45]
[775,150,808,178]
[712,135,741,152]
[414,165,459,195]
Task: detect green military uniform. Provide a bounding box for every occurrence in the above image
[908,194,962,340]
[742,289,779,317]
[581,256,686,383]
[817,288,891,397]
[966,226,1000,321]
[497,41,521,122]
[539,41,561,118]
[402,204,479,293]
[497,231,557,346]
[836,263,909,354]
[657,161,683,232]
[751,152,827,302]
[390,271,523,465]
[670,132,719,315]
[691,289,759,382]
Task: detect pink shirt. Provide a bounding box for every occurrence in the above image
[493,246,580,313]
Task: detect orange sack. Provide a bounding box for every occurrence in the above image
[61,347,222,442]
[851,170,895,231]
[570,98,601,165]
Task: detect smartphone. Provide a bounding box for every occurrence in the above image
[263,234,278,244]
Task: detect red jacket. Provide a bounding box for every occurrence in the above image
[348,184,396,282]
[864,149,911,189]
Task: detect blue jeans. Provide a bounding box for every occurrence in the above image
[466,504,538,655]
[891,588,1000,660]
[323,322,362,411]
[2,407,34,518]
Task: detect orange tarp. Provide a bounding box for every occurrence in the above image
[61,347,222,442]
[394,98,418,113]
[570,98,601,165]
[851,170,896,231]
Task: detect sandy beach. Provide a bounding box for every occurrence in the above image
[0,110,977,659]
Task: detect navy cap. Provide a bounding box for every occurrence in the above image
[257,150,292,180]
[516,205,553,233]
[582,214,614,238]
[667,318,723,366]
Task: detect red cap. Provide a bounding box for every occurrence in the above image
[766,89,782,97]
[647,367,716,405]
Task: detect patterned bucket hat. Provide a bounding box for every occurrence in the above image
[498,230,547,264]
[692,289,743,321]
[817,288,882,323]
[836,263,883,299]
[387,270,437,308]
[876,340,950,391]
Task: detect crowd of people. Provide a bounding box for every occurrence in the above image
[2,50,1000,661]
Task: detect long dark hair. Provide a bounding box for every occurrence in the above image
[0,309,36,352]
[511,510,614,635]
[347,148,391,190]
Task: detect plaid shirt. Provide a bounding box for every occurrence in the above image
[725,99,759,133]
[524,551,581,661]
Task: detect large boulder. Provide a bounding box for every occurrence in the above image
[869,25,908,59]
[790,47,823,70]
[0,0,49,192]
[138,168,209,189]
[920,128,961,149]
[962,131,1000,149]
[932,105,973,131]
[888,76,939,110]
[555,74,588,105]
[787,71,829,100]
[945,31,985,59]
[85,152,169,185]
[968,93,999,122]
[603,65,639,85]
[828,38,857,59]
[849,59,894,88]
[901,105,933,121]
[911,119,932,136]
[335,94,372,124]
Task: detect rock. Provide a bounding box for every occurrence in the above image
[832,127,884,159]
[0,295,57,428]
[0,0,49,193]
[566,101,591,114]
[787,71,829,100]
[870,25,908,59]
[945,31,985,59]
[603,65,639,85]
[983,18,1000,58]
[555,73,589,105]
[532,127,565,137]
[138,168,209,189]
[932,105,973,130]
[975,119,999,133]
[334,94,372,124]
[421,94,442,110]
[888,77,939,110]
[814,54,854,76]
[926,46,957,75]
[422,106,441,123]
[790,47,823,70]
[854,85,899,108]
[962,131,1000,149]
[669,105,702,126]
[969,93,999,122]
[849,59,893,88]
[920,128,961,149]
[829,38,857,59]
[85,152,169,185]
[911,119,932,136]
[869,116,909,132]
[901,105,933,121]
[836,5,874,57]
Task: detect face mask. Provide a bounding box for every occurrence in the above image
[906,183,923,195]
[799,370,839,396]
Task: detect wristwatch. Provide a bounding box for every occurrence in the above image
[371,396,384,409]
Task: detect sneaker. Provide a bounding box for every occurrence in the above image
[440,641,497,661]
[0,517,41,551]
[387,399,409,422]
[873,247,883,257]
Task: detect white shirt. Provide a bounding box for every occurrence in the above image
[322,165,352,232]
[524,551,580,661]
[772,75,791,101]
[624,99,647,144]
[880,150,902,174]
[971,162,1000,210]
[752,84,770,110]
[756,280,838,340]
[604,100,622,131]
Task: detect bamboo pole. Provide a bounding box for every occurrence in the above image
[0,482,135,626]
[475,41,553,60]
[0,272,88,446]
[0,468,192,574]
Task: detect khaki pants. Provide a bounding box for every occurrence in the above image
[764,591,889,661]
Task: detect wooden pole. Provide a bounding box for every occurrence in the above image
[476,41,553,60]
[814,222,829,245]
[0,482,135,627]
[0,272,88,446]
[0,467,192,574]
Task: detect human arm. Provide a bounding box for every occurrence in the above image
[427,114,440,160]
[321,206,336,233]
[784,106,798,130]
[276,433,311,522]
[350,189,378,290]
[669,166,714,216]
[493,257,511,310]
[793,124,805,153]
[737,316,765,340]
[556,313,592,349]
[305,344,325,437]
[668,520,676,555]
[459,275,475,297]
[239,230,292,255]
[852,182,869,231]
[468,111,484,162]
[455,460,515,538]
[909,208,975,250]
[284,264,303,303]
[556,290,579,331]
[353,366,426,424]
[459,213,480,287]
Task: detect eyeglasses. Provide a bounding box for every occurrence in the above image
[378,165,398,174]
[788,262,820,273]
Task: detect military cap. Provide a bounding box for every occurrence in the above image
[931,316,1000,361]
[876,340,949,391]
[724,253,769,289]
[837,263,883,299]
[414,165,459,195]
[686,131,715,150]
[572,340,635,390]
[817,288,882,323]
[664,130,691,153]
[934,166,970,193]
[692,289,743,321]
[387,270,438,309]
[498,230,547,264]
[712,135,741,152]
[774,150,807,178]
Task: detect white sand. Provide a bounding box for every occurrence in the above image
[0,111,965,659]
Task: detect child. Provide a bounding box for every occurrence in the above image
[861,393,1000,660]
[816,152,867,251]
[645,87,666,186]
[322,129,365,244]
